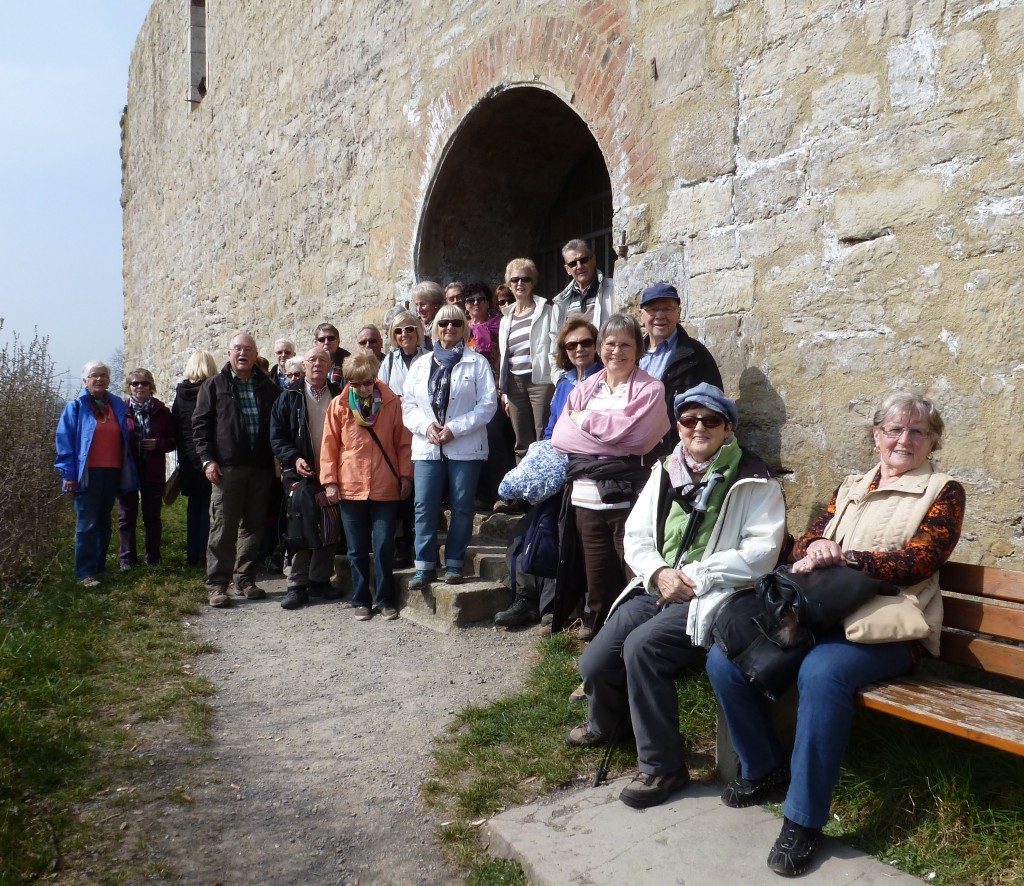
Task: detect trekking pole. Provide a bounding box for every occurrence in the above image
[593,713,624,787]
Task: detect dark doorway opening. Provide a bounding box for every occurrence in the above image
[417,87,614,298]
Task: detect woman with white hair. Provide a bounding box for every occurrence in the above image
[55,361,139,586]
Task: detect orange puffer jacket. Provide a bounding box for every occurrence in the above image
[319,381,412,500]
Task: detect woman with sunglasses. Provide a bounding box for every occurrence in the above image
[402,304,497,590]
[709,392,963,876]
[117,368,176,571]
[497,258,556,463]
[543,317,602,440]
[564,383,786,813]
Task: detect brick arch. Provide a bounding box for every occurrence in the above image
[398,6,654,270]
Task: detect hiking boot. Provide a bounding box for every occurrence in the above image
[767,817,822,876]
[494,595,539,628]
[280,586,309,610]
[80,576,101,588]
[540,612,553,626]
[577,624,594,641]
[564,723,604,747]
[240,584,267,600]
[444,567,463,584]
[207,587,230,607]
[408,569,436,590]
[352,605,372,621]
[619,767,691,809]
[722,761,791,808]
[568,681,587,703]
[381,606,399,620]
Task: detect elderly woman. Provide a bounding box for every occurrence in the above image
[543,317,602,440]
[708,392,965,876]
[55,361,139,587]
[410,281,445,347]
[498,257,556,462]
[172,351,219,567]
[565,384,786,812]
[322,352,413,619]
[117,368,176,570]
[551,314,670,640]
[402,304,497,589]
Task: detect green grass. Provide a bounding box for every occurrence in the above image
[425,635,1024,886]
[0,498,212,884]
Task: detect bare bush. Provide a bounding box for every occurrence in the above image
[0,321,66,584]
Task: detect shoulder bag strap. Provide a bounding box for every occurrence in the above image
[365,425,400,480]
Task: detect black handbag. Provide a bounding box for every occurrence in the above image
[713,564,898,700]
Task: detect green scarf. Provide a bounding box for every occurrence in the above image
[349,385,382,426]
[661,438,742,567]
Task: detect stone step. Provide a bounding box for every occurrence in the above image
[398,573,512,634]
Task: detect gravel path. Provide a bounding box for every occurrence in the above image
[129,572,536,885]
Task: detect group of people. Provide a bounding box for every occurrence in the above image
[55,234,966,877]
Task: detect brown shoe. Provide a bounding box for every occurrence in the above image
[239,584,267,600]
[564,723,604,747]
[577,625,594,641]
[207,588,231,607]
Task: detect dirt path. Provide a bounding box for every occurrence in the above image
[121,572,536,885]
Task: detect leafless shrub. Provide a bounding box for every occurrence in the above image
[0,321,66,584]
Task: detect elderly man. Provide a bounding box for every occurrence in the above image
[549,238,616,382]
[444,281,466,309]
[637,283,723,457]
[313,322,351,387]
[270,339,296,389]
[192,332,280,607]
[271,347,343,610]
[356,325,385,361]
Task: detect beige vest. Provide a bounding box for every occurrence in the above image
[824,462,953,655]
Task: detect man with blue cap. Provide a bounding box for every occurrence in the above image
[637,282,723,457]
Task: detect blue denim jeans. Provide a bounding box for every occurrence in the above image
[73,467,121,580]
[338,499,399,608]
[412,459,483,571]
[706,628,913,828]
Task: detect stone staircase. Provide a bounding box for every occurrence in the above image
[334,510,522,633]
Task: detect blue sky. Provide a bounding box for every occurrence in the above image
[0,1,153,391]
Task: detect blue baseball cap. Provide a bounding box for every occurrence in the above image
[640,282,680,307]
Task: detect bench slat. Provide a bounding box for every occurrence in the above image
[940,562,1024,605]
[940,631,1024,680]
[857,675,1024,756]
[941,597,1024,644]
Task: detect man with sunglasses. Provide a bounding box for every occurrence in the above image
[356,325,385,361]
[637,283,723,458]
[550,238,617,383]
[313,322,351,387]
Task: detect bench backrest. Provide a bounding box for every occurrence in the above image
[938,562,1024,680]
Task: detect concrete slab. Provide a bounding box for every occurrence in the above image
[485,777,924,885]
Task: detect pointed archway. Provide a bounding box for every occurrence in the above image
[416,86,613,296]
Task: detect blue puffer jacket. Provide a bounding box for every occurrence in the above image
[54,389,139,491]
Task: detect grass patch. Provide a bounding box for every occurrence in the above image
[0,497,213,883]
[426,635,1024,885]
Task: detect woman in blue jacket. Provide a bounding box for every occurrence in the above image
[55,361,138,586]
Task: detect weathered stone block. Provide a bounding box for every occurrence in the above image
[734,159,804,224]
[688,227,740,277]
[665,89,737,184]
[613,246,688,304]
[832,176,943,241]
[689,267,754,317]
[660,178,734,241]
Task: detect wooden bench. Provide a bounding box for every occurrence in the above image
[855,561,1024,756]
[716,561,1024,779]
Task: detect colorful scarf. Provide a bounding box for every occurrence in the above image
[129,397,153,440]
[89,394,110,422]
[428,341,464,424]
[348,384,382,426]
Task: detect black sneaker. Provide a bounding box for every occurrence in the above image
[494,595,539,627]
[618,767,690,809]
[721,761,791,808]
[767,817,822,876]
[280,586,309,610]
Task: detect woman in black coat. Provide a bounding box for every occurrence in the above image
[172,351,219,567]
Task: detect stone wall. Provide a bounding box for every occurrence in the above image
[123,0,1024,565]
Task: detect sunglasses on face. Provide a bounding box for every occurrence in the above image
[437,318,465,329]
[349,379,375,388]
[678,414,725,429]
[129,380,150,387]
[358,338,381,346]
[394,325,418,335]
[509,276,533,285]
[496,299,514,307]
[316,335,337,342]
[565,255,593,268]
[465,296,488,305]
[564,338,595,350]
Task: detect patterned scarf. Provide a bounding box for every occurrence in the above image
[348,384,382,426]
[428,341,464,424]
[129,397,153,440]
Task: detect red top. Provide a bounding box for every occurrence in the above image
[87,410,123,469]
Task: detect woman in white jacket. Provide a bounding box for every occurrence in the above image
[564,384,786,811]
[402,304,497,590]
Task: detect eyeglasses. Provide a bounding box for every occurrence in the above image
[394,325,418,335]
[230,345,255,353]
[129,380,150,387]
[465,296,488,305]
[678,414,725,429]
[358,338,381,346]
[349,378,375,388]
[565,255,593,268]
[437,318,465,329]
[496,299,514,307]
[880,425,930,441]
[509,276,533,285]
[316,335,337,342]
[87,374,109,380]
[564,338,595,350]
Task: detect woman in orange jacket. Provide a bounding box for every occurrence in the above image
[321,351,413,620]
